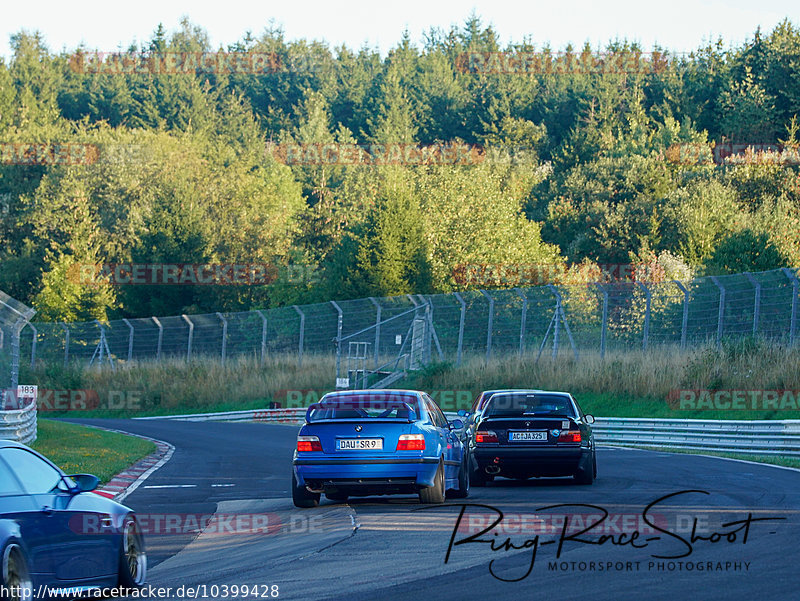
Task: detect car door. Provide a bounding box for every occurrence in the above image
[0,448,116,582]
[423,395,460,481]
[0,455,55,581]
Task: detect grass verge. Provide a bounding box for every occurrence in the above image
[31,419,155,484]
[23,354,336,418]
[404,340,800,419]
[19,340,800,420]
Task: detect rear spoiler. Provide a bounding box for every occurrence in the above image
[482,413,576,421]
[305,400,418,423]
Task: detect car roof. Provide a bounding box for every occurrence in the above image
[482,389,572,396]
[0,439,28,450]
[322,389,423,398]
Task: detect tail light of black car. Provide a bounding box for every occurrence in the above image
[475,430,498,444]
[558,430,581,443]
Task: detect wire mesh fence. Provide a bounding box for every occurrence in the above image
[16,267,800,370]
[1,291,36,391]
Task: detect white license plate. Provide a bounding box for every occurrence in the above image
[337,438,383,450]
[509,431,548,442]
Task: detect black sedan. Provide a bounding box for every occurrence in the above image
[468,389,597,485]
[0,440,146,600]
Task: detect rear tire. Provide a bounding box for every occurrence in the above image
[1,544,33,601]
[118,515,147,590]
[292,472,320,508]
[419,461,445,504]
[449,453,470,498]
[471,465,493,487]
[574,453,595,485]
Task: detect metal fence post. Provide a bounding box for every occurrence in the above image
[548,285,561,358]
[421,296,433,364]
[368,297,381,368]
[710,276,725,350]
[122,318,134,362]
[293,305,305,366]
[421,295,444,361]
[61,322,70,366]
[514,288,527,356]
[453,292,466,366]
[152,317,163,362]
[330,301,343,378]
[406,295,425,366]
[256,310,268,365]
[182,315,193,360]
[782,268,799,345]
[10,329,19,389]
[216,312,228,364]
[674,280,689,348]
[479,290,494,362]
[28,323,37,369]
[744,273,761,337]
[595,284,608,358]
[638,282,651,351]
[93,320,104,366]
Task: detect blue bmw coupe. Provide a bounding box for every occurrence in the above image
[292,389,469,507]
[0,440,146,600]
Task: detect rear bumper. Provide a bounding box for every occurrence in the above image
[473,445,592,476]
[293,456,440,491]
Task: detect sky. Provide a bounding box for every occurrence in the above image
[1,0,799,59]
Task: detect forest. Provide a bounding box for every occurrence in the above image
[1,16,799,321]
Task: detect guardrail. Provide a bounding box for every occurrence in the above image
[135,408,307,424]
[0,400,37,445]
[137,410,800,458]
[593,417,800,456]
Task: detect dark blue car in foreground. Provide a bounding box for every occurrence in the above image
[292,389,469,507]
[0,440,146,600]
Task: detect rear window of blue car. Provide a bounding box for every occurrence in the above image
[484,393,576,418]
[307,394,421,422]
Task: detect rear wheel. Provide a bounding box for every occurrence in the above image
[471,465,493,487]
[1,544,32,601]
[574,454,595,485]
[118,515,147,590]
[449,453,470,498]
[419,461,445,504]
[292,472,320,508]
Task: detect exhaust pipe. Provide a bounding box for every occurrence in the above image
[306,485,325,494]
[485,465,501,475]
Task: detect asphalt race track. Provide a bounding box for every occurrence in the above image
[69,419,800,601]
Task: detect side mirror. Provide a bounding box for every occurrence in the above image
[457,409,469,418]
[448,419,464,431]
[584,414,595,425]
[67,474,99,493]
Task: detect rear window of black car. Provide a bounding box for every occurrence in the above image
[484,393,576,418]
